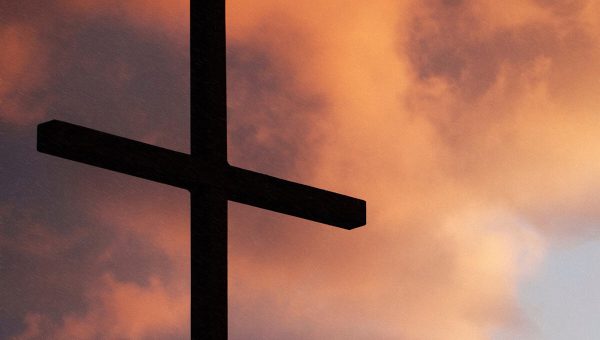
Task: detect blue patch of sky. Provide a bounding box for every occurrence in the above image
[494,239,600,340]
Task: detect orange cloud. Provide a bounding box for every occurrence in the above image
[0,23,48,125]
[226,0,600,338]
[15,275,189,340]
[55,274,188,339]
[12,182,190,340]
[10,0,600,338]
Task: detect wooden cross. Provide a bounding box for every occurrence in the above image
[37,1,366,339]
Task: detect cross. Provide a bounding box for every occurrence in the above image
[37,1,366,339]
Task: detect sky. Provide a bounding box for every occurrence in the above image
[1,0,600,339]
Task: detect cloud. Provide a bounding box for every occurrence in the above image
[14,274,189,340]
[400,0,600,233]
[7,0,600,339]
[0,23,49,125]
[59,0,189,44]
[7,181,190,340]
[4,0,190,336]
[12,313,45,340]
[1,0,189,128]
[226,0,600,338]
[56,274,188,339]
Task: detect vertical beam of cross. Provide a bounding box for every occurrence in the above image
[37,1,366,339]
[190,1,228,337]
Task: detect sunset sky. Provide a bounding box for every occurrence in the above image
[2,0,600,339]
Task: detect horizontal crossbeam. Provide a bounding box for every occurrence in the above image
[38,120,366,229]
[37,120,199,188]
[228,167,365,229]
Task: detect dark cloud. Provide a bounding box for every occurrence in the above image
[402,0,600,153]
[406,1,558,100]
[1,2,190,338]
[534,0,588,16]
[45,16,189,152]
[227,40,327,178]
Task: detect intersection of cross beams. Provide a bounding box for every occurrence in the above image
[37,1,366,339]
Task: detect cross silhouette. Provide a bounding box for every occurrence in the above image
[37,1,366,339]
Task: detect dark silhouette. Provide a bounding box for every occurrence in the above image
[37,1,366,339]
